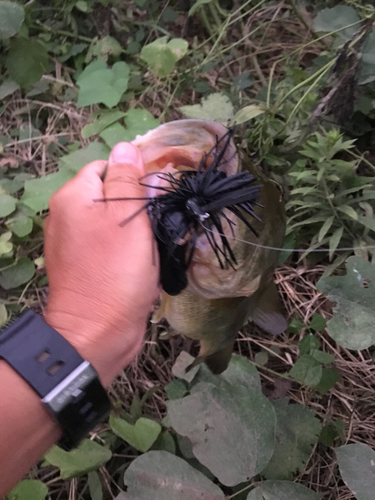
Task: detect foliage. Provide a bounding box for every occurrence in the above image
[336,443,375,500]
[317,256,375,350]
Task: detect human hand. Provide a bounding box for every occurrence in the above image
[43,143,159,386]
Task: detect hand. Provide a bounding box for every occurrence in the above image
[43,143,159,386]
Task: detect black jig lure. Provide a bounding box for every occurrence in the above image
[101,129,262,296]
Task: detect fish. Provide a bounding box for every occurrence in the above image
[131,119,287,374]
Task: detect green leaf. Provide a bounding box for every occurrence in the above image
[109,415,161,452]
[299,335,321,355]
[247,480,319,500]
[0,193,16,217]
[337,205,358,220]
[317,256,375,350]
[315,368,341,395]
[180,93,234,124]
[76,60,130,108]
[188,0,213,16]
[5,479,48,500]
[232,104,264,125]
[88,471,103,500]
[168,381,276,486]
[336,444,375,500]
[6,38,48,88]
[86,35,123,63]
[81,110,127,138]
[21,170,73,213]
[165,379,188,400]
[329,226,344,259]
[289,355,322,386]
[123,451,225,499]
[0,1,24,39]
[59,142,110,173]
[43,440,112,479]
[262,399,321,480]
[6,212,33,237]
[151,430,176,454]
[310,350,335,365]
[313,6,360,40]
[309,313,327,332]
[140,36,188,77]
[99,123,128,149]
[172,351,200,382]
[0,79,20,99]
[318,216,334,242]
[0,231,12,256]
[0,257,35,289]
[123,108,160,141]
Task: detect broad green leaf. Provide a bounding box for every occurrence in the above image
[109,415,161,452]
[313,6,360,40]
[0,79,20,100]
[59,142,110,172]
[21,169,73,213]
[123,451,225,499]
[318,216,334,242]
[86,35,123,63]
[168,381,276,486]
[315,368,341,395]
[309,313,327,332]
[76,60,130,108]
[180,93,234,124]
[189,0,213,16]
[0,193,16,217]
[43,440,112,479]
[233,104,264,125]
[81,110,127,138]
[171,351,200,382]
[360,29,375,85]
[298,335,321,355]
[262,399,321,480]
[123,108,160,141]
[289,355,322,386]
[0,1,24,39]
[0,231,12,256]
[140,36,188,77]
[247,480,319,500]
[317,256,375,349]
[88,471,103,500]
[0,257,35,289]
[6,38,48,88]
[6,212,33,237]
[6,479,48,500]
[99,123,128,149]
[165,379,188,400]
[151,430,176,454]
[310,350,335,364]
[329,226,344,259]
[336,444,375,500]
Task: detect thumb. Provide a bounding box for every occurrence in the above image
[104,142,146,202]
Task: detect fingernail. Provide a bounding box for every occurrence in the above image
[109,142,142,169]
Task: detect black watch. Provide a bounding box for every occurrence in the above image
[0,308,111,451]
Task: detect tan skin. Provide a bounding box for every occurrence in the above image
[0,143,159,497]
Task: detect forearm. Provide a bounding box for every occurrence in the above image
[0,360,61,497]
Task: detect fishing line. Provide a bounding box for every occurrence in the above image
[200,223,375,254]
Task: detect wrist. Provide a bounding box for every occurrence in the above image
[43,309,146,387]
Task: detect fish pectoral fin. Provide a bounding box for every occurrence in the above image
[187,340,234,375]
[251,281,288,335]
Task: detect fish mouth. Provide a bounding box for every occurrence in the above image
[131,119,239,179]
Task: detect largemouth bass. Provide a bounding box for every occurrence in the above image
[132,120,287,374]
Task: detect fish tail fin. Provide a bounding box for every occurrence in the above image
[251,281,288,335]
[187,341,234,375]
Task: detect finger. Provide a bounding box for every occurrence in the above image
[104,143,148,220]
[49,160,108,214]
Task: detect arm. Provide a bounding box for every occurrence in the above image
[0,143,159,496]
